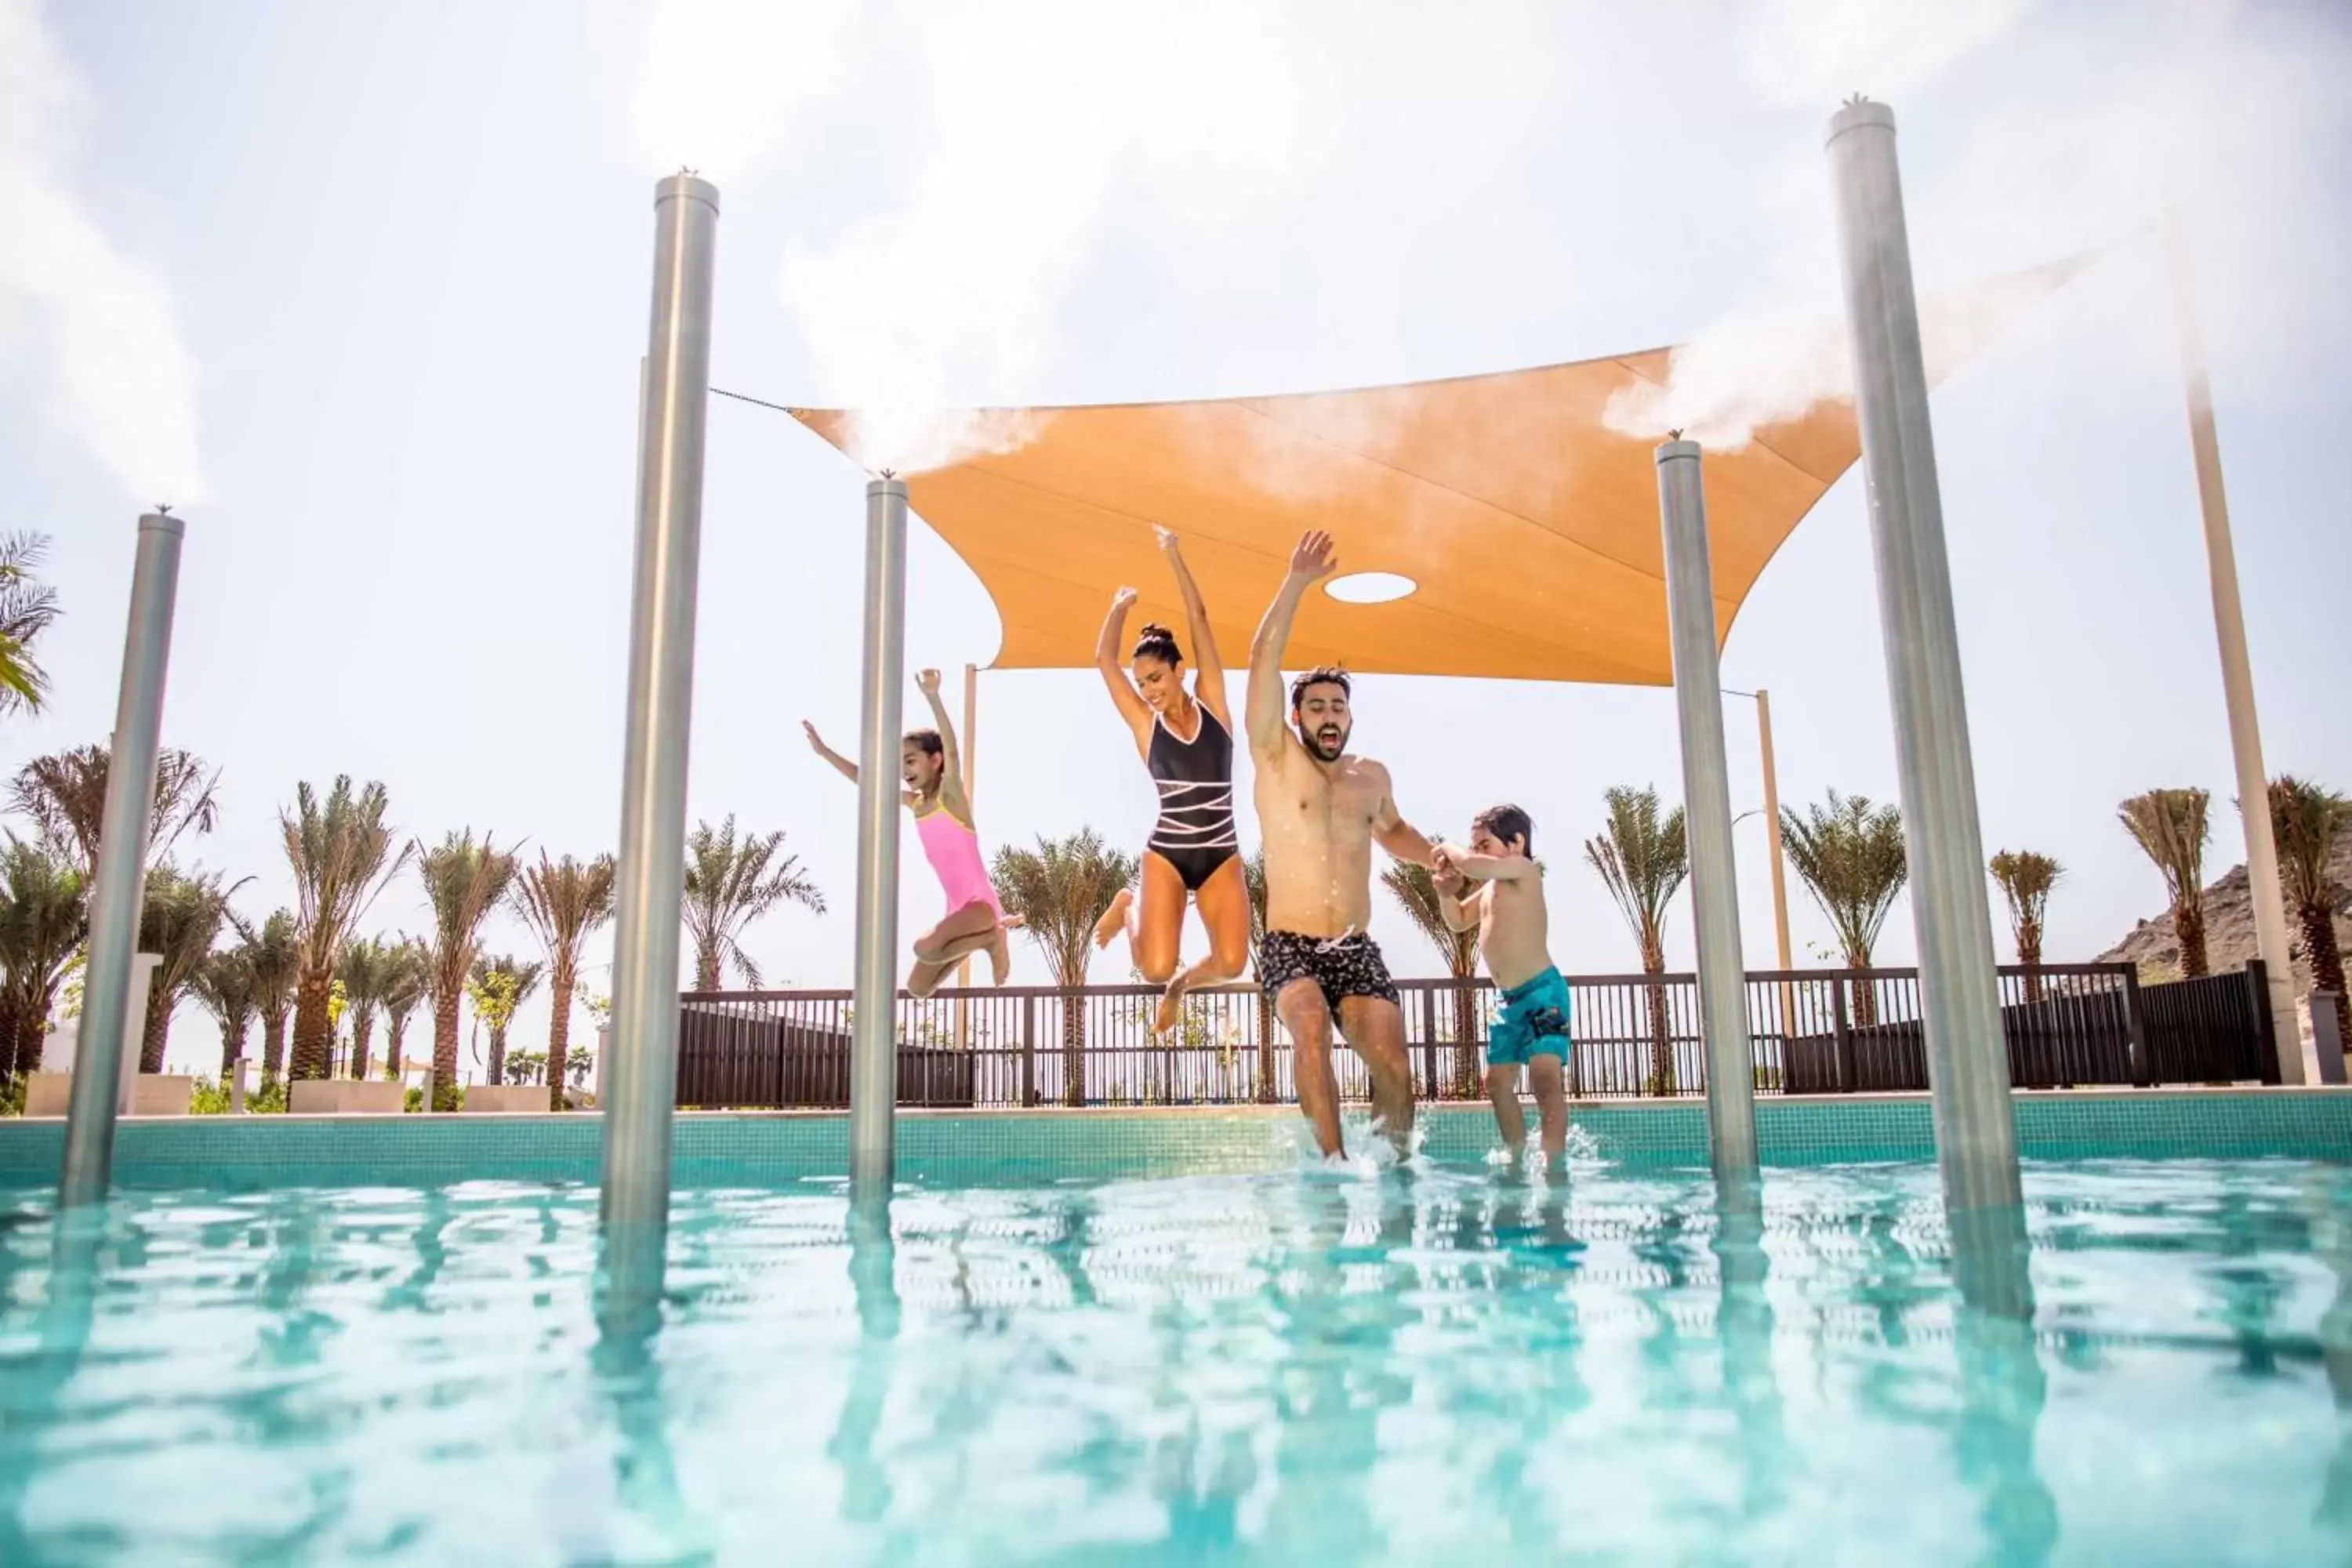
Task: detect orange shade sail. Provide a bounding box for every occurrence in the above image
[786,262,2078,688]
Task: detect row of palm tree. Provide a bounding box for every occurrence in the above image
[2118,779,2347,995]
[0,742,826,1112]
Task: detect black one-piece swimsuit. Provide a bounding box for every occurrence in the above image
[1145,705,1239,892]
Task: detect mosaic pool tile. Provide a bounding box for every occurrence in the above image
[2,1088,2347,1192]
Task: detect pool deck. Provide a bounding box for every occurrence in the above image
[3,1085,2350,1189]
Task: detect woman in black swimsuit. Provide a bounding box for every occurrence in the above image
[1093,527,1250,1034]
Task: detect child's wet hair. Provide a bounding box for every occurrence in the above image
[1474,803,1534,856]
[902,729,943,758]
[1132,622,1183,664]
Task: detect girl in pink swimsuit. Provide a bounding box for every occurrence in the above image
[804,667,1018,997]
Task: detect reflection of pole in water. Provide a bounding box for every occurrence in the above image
[1257,1181,1415,1561]
[582,1310,707,1559]
[1480,1177,1591,1553]
[1948,1203,2057,1564]
[1712,1189,1788,1524]
[829,1195,901,1526]
[2299,1174,2352,1534]
[0,1212,104,1563]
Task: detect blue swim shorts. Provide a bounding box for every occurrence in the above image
[1488,966,1572,1067]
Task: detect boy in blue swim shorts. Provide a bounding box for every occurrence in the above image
[1434,804,1569,1170]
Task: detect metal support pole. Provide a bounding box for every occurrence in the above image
[601,174,719,1312]
[849,478,909,1197]
[1657,441,1759,1192]
[1755,691,1795,975]
[60,512,185,1207]
[953,663,978,1040]
[1826,100,2022,1219]
[2164,215,2302,1084]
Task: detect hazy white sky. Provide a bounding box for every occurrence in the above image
[4,1,2349,1079]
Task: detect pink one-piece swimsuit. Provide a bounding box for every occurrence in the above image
[915,801,1001,918]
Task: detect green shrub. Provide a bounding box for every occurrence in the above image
[249,1080,288,1115]
[187,1078,230,1115]
[0,1076,24,1118]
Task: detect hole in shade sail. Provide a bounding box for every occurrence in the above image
[1323,572,1417,604]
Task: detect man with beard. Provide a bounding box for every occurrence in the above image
[1246,529,1440,1159]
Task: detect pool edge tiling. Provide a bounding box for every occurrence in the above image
[2,1087,2350,1190]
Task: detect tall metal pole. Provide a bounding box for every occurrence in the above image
[1657,441,1759,1191]
[953,663,978,1030]
[1755,690,1794,974]
[2164,215,2301,1083]
[849,478,909,1197]
[1826,100,2020,1219]
[60,512,184,1207]
[601,173,719,1309]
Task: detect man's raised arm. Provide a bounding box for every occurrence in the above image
[1246,530,1336,760]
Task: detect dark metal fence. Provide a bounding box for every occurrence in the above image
[674,961,2280,1109]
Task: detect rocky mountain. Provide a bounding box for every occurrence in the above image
[2098,836,2352,986]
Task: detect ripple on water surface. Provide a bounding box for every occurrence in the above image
[2,1156,2350,1565]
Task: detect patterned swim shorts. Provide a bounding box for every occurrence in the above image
[1256,930,1400,1010]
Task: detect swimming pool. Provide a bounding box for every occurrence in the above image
[2,1112,2350,1563]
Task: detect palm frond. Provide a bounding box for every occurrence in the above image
[1582,784,1688,969]
[416,829,521,1007]
[682,817,823,989]
[991,829,1136,989]
[9,744,220,872]
[1380,861,1480,979]
[2266,777,2347,911]
[0,533,60,715]
[2118,788,2210,902]
[1780,789,1907,967]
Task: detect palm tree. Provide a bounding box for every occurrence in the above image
[381,938,430,1080]
[1243,849,1276,1103]
[1782,789,1908,1025]
[682,817,825,991]
[992,829,1136,1106]
[0,836,85,1082]
[135,865,243,1073]
[194,946,260,1083]
[2118,787,2212,979]
[2267,777,2349,1000]
[337,937,401,1080]
[418,831,520,1111]
[466,954,544,1086]
[1584,785,1689,1095]
[1989,851,2063,1004]
[9,742,220,874]
[282,777,412,1080]
[1383,861,1481,1097]
[238,909,301,1087]
[0,533,62,715]
[512,851,616,1110]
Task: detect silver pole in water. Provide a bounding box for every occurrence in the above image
[60,512,185,1207]
[601,173,719,1307]
[1825,100,2021,1219]
[1657,441,1759,1192]
[849,477,909,1197]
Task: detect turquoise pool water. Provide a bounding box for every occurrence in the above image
[2,1146,2350,1564]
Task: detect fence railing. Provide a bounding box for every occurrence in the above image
[674,961,2280,1109]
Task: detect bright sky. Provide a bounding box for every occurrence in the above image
[5,1,2350,1080]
